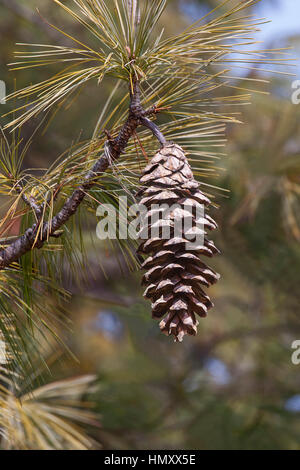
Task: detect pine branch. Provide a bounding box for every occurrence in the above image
[0,81,162,270]
[141,117,167,146]
[15,182,43,220]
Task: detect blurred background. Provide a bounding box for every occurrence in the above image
[1,0,300,450]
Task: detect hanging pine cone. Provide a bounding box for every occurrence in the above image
[137,143,220,342]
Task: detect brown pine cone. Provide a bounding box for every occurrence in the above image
[137,143,220,342]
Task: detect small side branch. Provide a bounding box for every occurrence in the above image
[15,183,42,220]
[141,117,167,146]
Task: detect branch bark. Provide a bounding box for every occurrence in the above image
[0,81,165,270]
[15,183,42,220]
[141,117,167,146]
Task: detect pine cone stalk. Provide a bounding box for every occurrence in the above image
[138,144,220,342]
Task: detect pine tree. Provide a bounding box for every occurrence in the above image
[0,0,289,381]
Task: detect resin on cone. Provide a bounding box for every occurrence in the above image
[138,143,220,342]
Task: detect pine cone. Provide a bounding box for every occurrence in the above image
[137,143,220,342]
